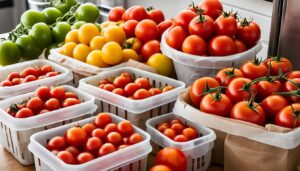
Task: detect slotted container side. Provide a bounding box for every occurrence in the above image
[28,113,152,171]
[78,67,185,130]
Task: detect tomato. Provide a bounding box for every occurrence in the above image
[157,124,169,133]
[72,21,86,29]
[133,89,151,99]
[174,135,189,142]
[78,23,100,45]
[65,29,79,43]
[85,137,103,151]
[0,40,21,66]
[182,35,207,55]
[283,78,300,103]
[190,77,220,107]
[60,42,76,57]
[170,119,183,125]
[46,72,59,77]
[35,86,50,101]
[264,57,293,76]
[56,151,76,164]
[149,88,162,96]
[231,101,265,125]
[157,19,174,38]
[226,78,257,103]
[122,49,140,62]
[122,20,138,38]
[92,128,106,140]
[147,7,165,24]
[214,13,237,37]
[170,123,185,134]
[30,23,53,49]
[26,97,44,112]
[174,10,197,29]
[106,132,123,145]
[50,87,65,100]
[240,58,268,79]
[141,40,161,62]
[275,104,300,129]
[199,0,223,20]
[156,147,187,171]
[147,53,174,77]
[208,35,236,56]
[98,143,116,156]
[200,92,233,117]
[86,50,109,68]
[109,7,125,22]
[123,6,148,21]
[54,0,76,13]
[41,65,53,74]
[95,113,112,128]
[103,26,126,45]
[66,127,88,147]
[261,95,289,121]
[77,152,94,164]
[162,86,174,93]
[215,68,244,86]
[76,3,99,23]
[182,127,197,140]
[47,136,66,151]
[166,26,188,50]
[42,7,62,24]
[124,83,140,97]
[117,120,134,137]
[256,80,282,100]
[82,123,96,135]
[135,19,158,42]
[20,10,45,27]
[6,72,20,81]
[149,165,172,171]
[163,128,176,139]
[123,37,142,53]
[65,146,79,157]
[287,71,300,79]
[236,18,261,47]
[113,76,131,88]
[24,75,37,83]
[21,67,39,77]
[128,133,143,144]
[133,78,149,89]
[90,35,106,50]
[234,39,247,53]
[62,98,80,108]
[102,42,123,65]
[16,35,42,60]
[188,15,214,39]
[45,98,61,110]
[15,108,34,118]
[111,88,124,96]
[52,22,71,43]
[103,84,116,92]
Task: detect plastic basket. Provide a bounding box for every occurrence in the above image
[0,59,73,99]
[28,113,152,171]
[0,85,96,165]
[27,0,50,11]
[78,67,185,130]
[146,113,216,171]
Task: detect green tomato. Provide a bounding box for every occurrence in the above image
[21,10,45,27]
[16,35,43,60]
[0,41,21,66]
[76,3,99,23]
[42,7,62,24]
[44,43,60,59]
[52,22,71,43]
[55,0,77,13]
[29,22,53,48]
[71,21,86,29]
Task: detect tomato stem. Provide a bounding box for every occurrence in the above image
[146,6,154,12]
[290,104,300,128]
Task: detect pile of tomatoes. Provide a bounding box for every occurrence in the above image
[98,71,174,100]
[5,86,81,118]
[46,113,144,164]
[165,0,261,56]
[0,65,59,87]
[156,119,199,142]
[190,56,300,128]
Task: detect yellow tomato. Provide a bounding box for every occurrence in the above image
[147,53,174,76]
[102,42,123,65]
[60,42,77,57]
[86,50,110,68]
[122,49,139,62]
[65,29,79,43]
[78,23,99,45]
[101,21,116,29]
[90,36,106,50]
[73,44,91,62]
[103,26,126,45]
[123,37,142,53]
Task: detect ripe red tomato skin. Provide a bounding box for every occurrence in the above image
[156,147,187,171]
[0,80,13,87]
[148,8,165,24]
[134,78,151,89]
[133,89,151,100]
[103,84,116,92]
[56,151,76,164]
[261,95,289,122]
[149,165,172,171]
[287,71,300,79]
[275,104,300,129]
[199,0,223,20]
[214,14,237,37]
[113,76,131,88]
[62,98,80,108]
[166,26,188,50]
[35,86,50,101]
[24,75,37,83]
[236,21,261,47]
[26,97,44,112]
[94,113,112,128]
[15,108,34,118]
[188,15,214,39]
[122,20,138,38]
[50,87,65,100]
[182,35,207,55]
[135,19,158,42]
[174,10,197,29]
[98,143,116,156]
[240,60,268,80]
[41,65,53,75]
[123,6,148,21]
[47,136,66,151]
[157,19,174,38]
[283,78,300,103]
[265,57,293,76]
[200,93,233,117]
[208,35,236,56]
[109,7,125,22]
[124,83,140,97]
[45,98,61,111]
[149,88,162,96]
[234,39,247,53]
[226,78,257,103]
[141,40,161,62]
[117,120,134,137]
[7,72,20,81]
[215,68,244,86]
[77,152,94,164]
[256,80,282,100]
[65,127,88,147]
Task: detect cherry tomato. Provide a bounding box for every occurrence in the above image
[128,133,143,144]
[166,26,188,50]
[264,57,293,76]
[41,65,53,75]
[112,88,125,96]
[256,80,282,100]
[149,88,162,96]
[236,18,261,47]
[215,68,244,86]
[188,14,214,39]
[157,19,174,38]
[45,98,61,110]
[113,76,131,88]
[141,40,161,62]
[98,143,116,156]
[35,86,50,101]
[135,78,151,89]
[82,123,96,135]
[157,123,169,133]
[38,109,50,114]
[156,147,187,171]
[199,0,223,20]
[162,86,174,93]
[26,97,44,112]
[214,12,237,37]
[170,123,185,134]
[174,10,197,29]
[135,19,158,42]
[62,98,80,108]
[15,108,34,118]
[147,7,165,24]
[50,86,65,100]
[124,83,140,97]
[7,72,20,81]
[99,79,111,85]
[85,137,103,151]
[174,135,189,142]
[149,165,172,171]
[275,104,300,129]
[240,58,268,79]
[46,71,59,77]
[92,128,106,140]
[94,113,112,128]
[64,92,78,99]
[226,78,257,103]
[200,92,233,117]
[108,7,125,22]
[66,127,88,147]
[21,67,39,78]
[182,35,207,55]
[23,75,37,83]
[182,127,197,140]
[0,80,13,87]
[117,120,134,137]
[133,89,151,99]
[169,119,184,125]
[208,35,236,56]
[65,146,80,157]
[106,132,123,145]
[234,39,247,53]
[231,101,265,125]
[56,151,76,164]
[163,128,176,139]
[123,6,148,21]
[104,123,118,134]
[287,71,300,79]
[122,20,138,38]
[77,152,94,164]
[283,78,300,103]
[47,136,66,151]
[103,84,116,92]
[261,95,289,121]
[12,78,22,85]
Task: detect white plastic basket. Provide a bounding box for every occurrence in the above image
[160,30,263,86]
[0,59,73,99]
[78,67,185,130]
[0,85,96,165]
[28,113,152,171]
[27,0,50,11]
[146,113,216,171]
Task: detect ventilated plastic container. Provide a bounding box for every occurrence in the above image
[146,113,216,171]
[78,67,185,130]
[0,85,96,165]
[0,59,73,99]
[28,113,152,171]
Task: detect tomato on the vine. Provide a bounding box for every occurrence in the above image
[226,78,257,103]
[240,57,268,79]
[275,104,300,129]
[287,71,300,79]
[261,95,289,121]
[236,18,261,47]
[282,78,300,103]
[215,68,244,86]
[264,57,293,76]
[256,80,282,100]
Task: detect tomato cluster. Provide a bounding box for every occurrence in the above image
[190,56,300,128]
[166,0,261,56]
[5,86,80,118]
[156,119,199,142]
[98,72,174,100]
[46,113,143,164]
[0,65,59,87]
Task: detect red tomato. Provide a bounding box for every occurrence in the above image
[190,77,220,107]
[0,80,13,87]
[287,71,300,79]
[108,7,125,22]
[47,136,66,151]
[23,75,37,83]
[64,92,78,99]
[11,78,22,85]
[104,123,118,134]
[226,78,257,103]
[123,6,148,21]
[174,135,189,142]
[256,80,282,100]
[261,95,289,121]
[134,78,151,89]
[231,101,266,125]
[66,127,88,147]
[162,86,174,93]
[163,128,176,139]
[15,108,34,118]
[46,71,59,77]
[214,13,237,37]
[7,72,20,81]
[234,39,247,53]
[199,0,223,20]
[141,40,161,62]
[21,67,39,78]
[147,7,165,24]
[98,143,116,156]
[215,68,244,86]
[169,119,184,125]
[65,146,80,157]
[157,19,174,38]
[45,98,61,110]
[174,10,197,29]
[50,87,65,100]
[149,165,172,171]
[182,35,207,55]
[240,58,268,79]
[82,123,96,136]
[200,92,233,117]
[85,137,103,151]
[94,113,112,128]
[133,89,151,99]
[112,88,125,96]
[26,97,44,112]
[149,88,162,96]
[41,65,53,75]
[103,84,116,92]
[38,109,50,114]
[92,128,106,140]
[156,147,187,171]
[106,132,123,145]
[264,57,293,76]
[236,19,261,47]
[135,19,158,42]
[166,26,188,50]
[56,151,76,164]
[117,120,134,137]
[208,35,236,56]
[157,123,169,133]
[275,104,300,129]
[62,98,80,108]
[113,76,131,88]
[77,152,94,164]
[124,83,140,97]
[35,86,50,101]
[128,133,143,144]
[283,78,300,103]
[122,20,138,38]
[170,123,185,134]
[182,127,198,140]
[188,15,214,39]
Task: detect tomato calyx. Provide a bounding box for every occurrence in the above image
[224,67,238,79]
[290,104,300,128]
[123,39,135,49]
[200,82,225,96]
[221,10,237,19]
[189,1,204,15]
[252,56,263,65]
[247,95,260,113]
[269,56,285,62]
[210,89,223,101]
[146,6,155,12]
[196,13,207,23]
[238,17,253,27]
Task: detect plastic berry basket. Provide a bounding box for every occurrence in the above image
[0,85,96,165]
[28,113,152,171]
[146,113,216,171]
[78,67,186,130]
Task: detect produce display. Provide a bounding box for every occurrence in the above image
[46,113,144,164]
[190,56,300,128]
[97,71,174,99]
[0,65,59,87]
[5,86,81,118]
[155,119,199,142]
[165,0,261,56]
